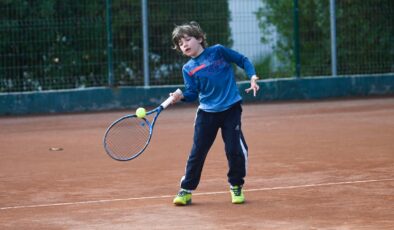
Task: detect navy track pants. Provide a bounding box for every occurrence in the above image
[180,102,248,190]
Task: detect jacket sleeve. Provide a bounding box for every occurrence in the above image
[181,67,199,102]
[217,44,256,79]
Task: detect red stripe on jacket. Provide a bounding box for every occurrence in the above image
[188,64,206,76]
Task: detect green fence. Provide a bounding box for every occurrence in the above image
[1,0,393,93]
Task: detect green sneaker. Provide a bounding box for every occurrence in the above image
[230,186,245,204]
[173,189,192,206]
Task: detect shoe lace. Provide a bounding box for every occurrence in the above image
[231,186,242,196]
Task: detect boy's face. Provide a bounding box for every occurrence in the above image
[178,35,203,58]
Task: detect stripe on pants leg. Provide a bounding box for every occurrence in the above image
[239,137,248,174]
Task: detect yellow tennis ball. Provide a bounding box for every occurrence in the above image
[136,107,146,118]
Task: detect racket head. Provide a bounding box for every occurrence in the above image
[103,114,153,161]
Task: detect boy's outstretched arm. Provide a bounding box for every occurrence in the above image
[245,75,260,97]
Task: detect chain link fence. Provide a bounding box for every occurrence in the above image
[1,0,393,93]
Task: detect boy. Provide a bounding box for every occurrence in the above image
[169,21,259,205]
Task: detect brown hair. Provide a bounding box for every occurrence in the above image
[171,21,208,52]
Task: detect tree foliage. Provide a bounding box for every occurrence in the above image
[0,0,231,92]
[111,0,231,86]
[256,0,393,77]
[0,0,106,92]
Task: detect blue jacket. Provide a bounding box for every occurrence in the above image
[181,44,256,112]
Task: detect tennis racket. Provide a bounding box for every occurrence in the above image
[103,89,183,161]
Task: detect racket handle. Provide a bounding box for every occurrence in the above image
[161,88,183,109]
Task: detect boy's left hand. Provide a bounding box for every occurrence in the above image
[245,75,259,97]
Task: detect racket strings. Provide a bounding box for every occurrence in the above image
[105,117,151,160]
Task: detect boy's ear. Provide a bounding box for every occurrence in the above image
[197,37,203,44]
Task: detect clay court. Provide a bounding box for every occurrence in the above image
[1,97,393,229]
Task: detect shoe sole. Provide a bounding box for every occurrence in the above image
[173,199,192,206]
[232,200,245,204]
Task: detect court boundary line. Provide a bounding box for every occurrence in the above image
[1,178,393,211]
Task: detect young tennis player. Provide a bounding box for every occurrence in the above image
[169,21,259,205]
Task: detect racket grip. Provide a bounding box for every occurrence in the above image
[161,88,183,109]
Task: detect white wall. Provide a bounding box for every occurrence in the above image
[228,0,273,62]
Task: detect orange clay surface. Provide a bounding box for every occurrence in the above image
[1,97,393,230]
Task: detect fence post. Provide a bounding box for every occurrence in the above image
[293,0,301,78]
[330,0,337,76]
[141,0,150,87]
[106,0,114,87]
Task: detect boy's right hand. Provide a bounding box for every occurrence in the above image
[170,90,184,104]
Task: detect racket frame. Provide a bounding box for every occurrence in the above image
[103,89,182,161]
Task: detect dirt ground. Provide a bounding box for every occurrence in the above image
[1,97,393,230]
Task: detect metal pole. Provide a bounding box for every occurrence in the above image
[106,0,114,87]
[141,0,149,87]
[330,0,337,76]
[293,0,301,78]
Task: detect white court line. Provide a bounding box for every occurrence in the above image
[1,178,393,211]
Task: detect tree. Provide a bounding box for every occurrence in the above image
[0,0,231,92]
[255,0,393,77]
[0,0,106,92]
[336,1,394,74]
[111,0,231,86]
